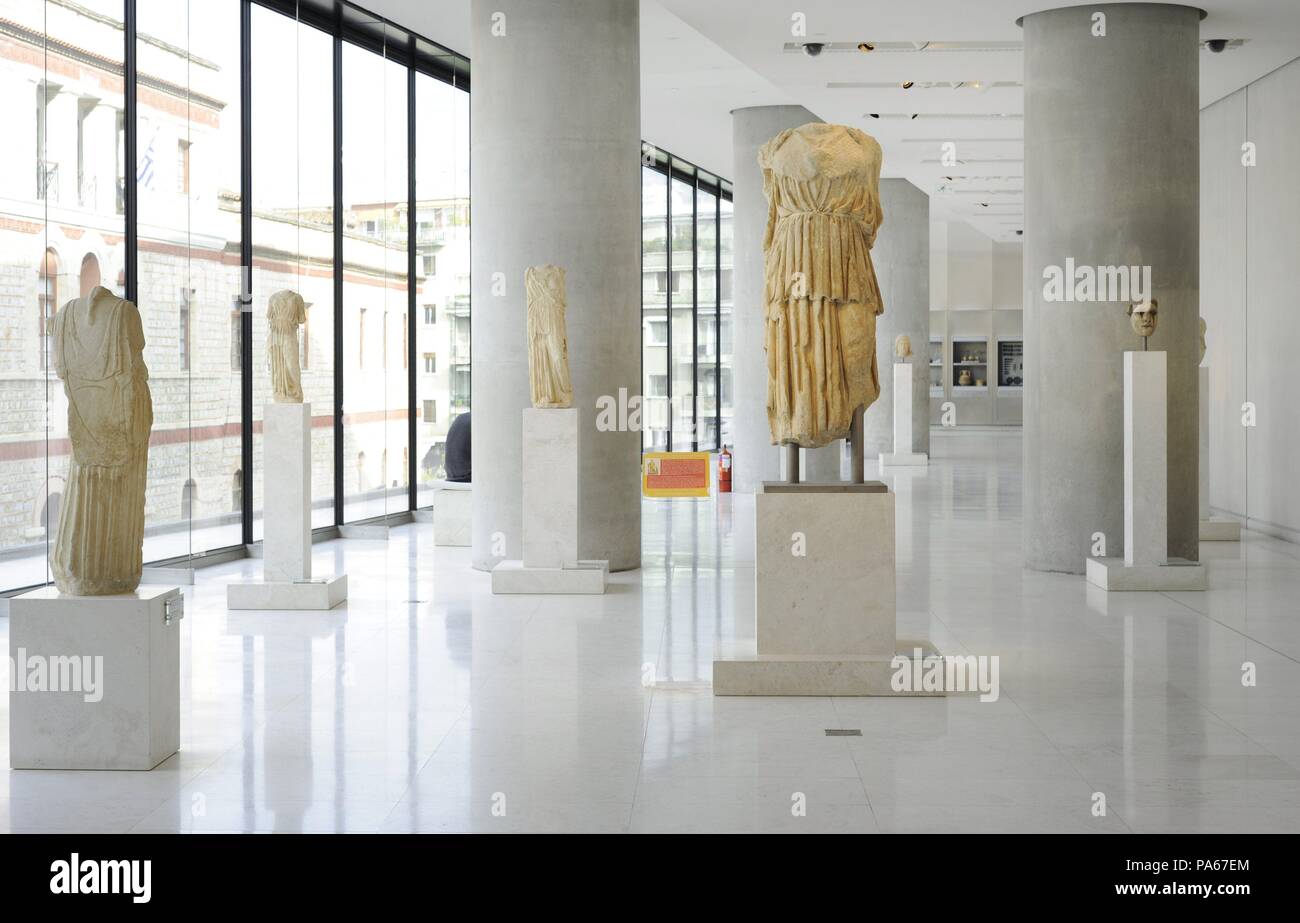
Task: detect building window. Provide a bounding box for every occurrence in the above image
[423,399,436,423]
[181,478,197,519]
[424,353,436,374]
[358,308,366,369]
[422,253,436,275]
[424,304,436,324]
[230,302,242,371]
[231,469,243,512]
[179,289,192,372]
[402,312,407,369]
[176,139,190,194]
[39,248,58,371]
[301,303,310,370]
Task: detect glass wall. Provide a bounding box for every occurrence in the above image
[251,7,336,533]
[341,36,409,523]
[413,69,470,507]
[135,0,244,560]
[0,0,468,594]
[640,147,733,453]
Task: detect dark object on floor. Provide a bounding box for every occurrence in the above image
[445,412,471,483]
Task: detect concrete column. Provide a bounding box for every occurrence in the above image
[469,0,641,571]
[1021,3,1201,572]
[730,105,820,493]
[864,178,930,459]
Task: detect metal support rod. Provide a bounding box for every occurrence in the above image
[785,443,800,484]
[850,406,865,484]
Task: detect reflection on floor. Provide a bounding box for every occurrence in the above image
[2,429,1298,833]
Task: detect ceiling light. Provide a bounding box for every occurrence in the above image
[901,81,914,89]
[857,42,874,52]
[868,113,880,119]
[910,113,919,119]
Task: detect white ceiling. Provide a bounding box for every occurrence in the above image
[357,0,1300,242]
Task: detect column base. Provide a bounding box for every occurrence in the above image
[1085,556,1206,591]
[713,640,944,696]
[1200,518,1241,541]
[879,451,929,468]
[9,586,182,770]
[490,559,608,595]
[227,574,348,610]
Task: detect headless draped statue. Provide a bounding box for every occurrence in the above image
[267,290,306,402]
[525,264,573,408]
[52,285,154,595]
[760,123,885,448]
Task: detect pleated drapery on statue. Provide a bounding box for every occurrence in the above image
[51,285,153,596]
[759,123,885,448]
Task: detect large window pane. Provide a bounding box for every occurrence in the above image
[136,0,243,560]
[641,165,668,451]
[251,7,335,534]
[414,69,469,507]
[718,193,734,448]
[696,188,718,451]
[0,0,128,590]
[342,37,409,523]
[669,176,695,450]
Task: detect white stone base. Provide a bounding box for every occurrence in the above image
[1085,556,1207,591]
[227,574,348,610]
[714,640,943,696]
[9,586,182,770]
[879,451,929,468]
[491,559,608,595]
[1200,518,1242,542]
[433,482,472,547]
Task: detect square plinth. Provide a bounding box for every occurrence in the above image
[755,482,895,657]
[713,640,944,696]
[9,585,182,770]
[1200,519,1242,542]
[490,559,608,595]
[1085,556,1207,591]
[523,408,579,569]
[226,574,348,610]
[433,483,472,547]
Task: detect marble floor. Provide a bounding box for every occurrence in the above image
[2,429,1299,833]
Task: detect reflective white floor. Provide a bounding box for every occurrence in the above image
[3,429,1299,833]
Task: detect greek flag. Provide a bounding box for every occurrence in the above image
[137,129,157,190]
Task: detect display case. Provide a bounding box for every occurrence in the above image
[929,337,944,395]
[951,337,988,390]
[997,339,1024,389]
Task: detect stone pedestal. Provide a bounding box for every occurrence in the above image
[879,362,928,467]
[491,408,608,594]
[1086,352,1205,590]
[433,482,472,547]
[714,482,941,695]
[1199,366,1241,541]
[228,403,347,610]
[9,586,182,770]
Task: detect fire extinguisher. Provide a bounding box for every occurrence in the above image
[718,445,733,493]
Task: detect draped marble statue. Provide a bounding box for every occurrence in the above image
[525,264,574,408]
[267,290,306,403]
[759,123,885,448]
[52,285,154,595]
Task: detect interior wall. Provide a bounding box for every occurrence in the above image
[1201,55,1300,542]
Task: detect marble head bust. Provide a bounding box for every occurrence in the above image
[894,334,912,360]
[1127,299,1158,339]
